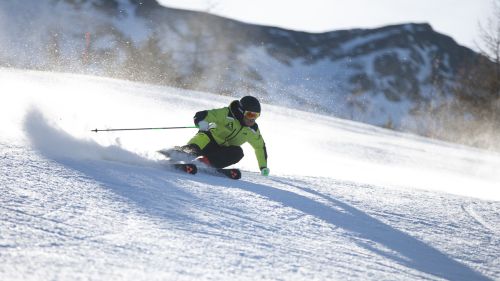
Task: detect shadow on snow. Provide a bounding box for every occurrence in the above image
[227,178,491,281]
[23,108,203,225]
[24,108,491,280]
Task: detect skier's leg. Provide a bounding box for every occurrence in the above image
[187,132,243,168]
[204,146,244,168]
[187,132,211,152]
[161,132,206,160]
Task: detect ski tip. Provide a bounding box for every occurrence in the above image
[217,168,241,180]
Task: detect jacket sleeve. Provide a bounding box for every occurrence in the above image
[193,108,221,125]
[193,110,208,125]
[248,131,268,169]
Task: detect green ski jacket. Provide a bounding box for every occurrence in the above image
[188,101,268,169]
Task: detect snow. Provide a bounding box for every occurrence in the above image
[1,68,499,280]
[339,29,401,52]
[112,1,151,44]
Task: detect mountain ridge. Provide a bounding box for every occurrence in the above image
[0,0,490,146]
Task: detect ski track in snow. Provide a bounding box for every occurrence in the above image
[1,69,499,281]
[462,203,500,237]
[2,141,499,281]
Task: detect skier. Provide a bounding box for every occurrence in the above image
[176,96,270,176]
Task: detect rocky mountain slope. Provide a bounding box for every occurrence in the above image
[0,0,484,136]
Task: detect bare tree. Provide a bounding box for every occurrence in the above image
[451,0,500,149]
[471,0,500,116]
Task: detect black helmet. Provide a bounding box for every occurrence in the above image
[239,96,261,113]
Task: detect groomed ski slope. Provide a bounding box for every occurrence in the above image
[1,68,499,281]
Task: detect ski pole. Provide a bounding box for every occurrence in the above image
[91,126,198,133]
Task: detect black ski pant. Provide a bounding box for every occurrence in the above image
[184,135,244,169]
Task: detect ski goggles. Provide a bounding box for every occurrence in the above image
[243,110,260,120]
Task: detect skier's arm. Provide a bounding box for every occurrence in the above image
[249,133,268,173]
[193,110,207,125]
[193,110,209,125]
[193,109,218,130]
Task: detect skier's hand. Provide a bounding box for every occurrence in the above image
[197,120,217,131]
[260,167,270,176]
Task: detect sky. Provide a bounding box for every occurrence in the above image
[156,0,492,51]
